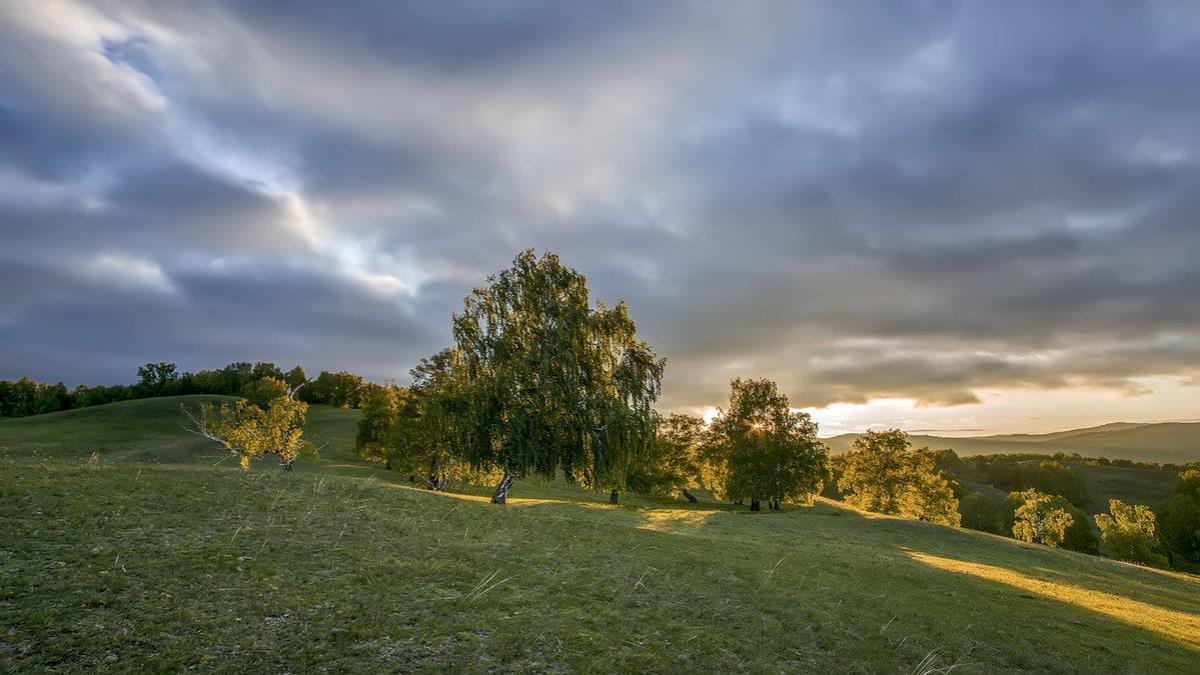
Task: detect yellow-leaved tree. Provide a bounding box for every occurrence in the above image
[184,396,318,470]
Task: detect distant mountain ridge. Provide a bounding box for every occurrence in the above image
[823,421,1200,464]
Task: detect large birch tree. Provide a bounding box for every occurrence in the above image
[450,250,664,504]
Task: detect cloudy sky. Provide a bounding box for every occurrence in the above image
[3,0,1199,435]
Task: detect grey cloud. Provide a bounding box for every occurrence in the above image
[1,0,1199,414]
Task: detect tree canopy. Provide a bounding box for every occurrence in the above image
[1096,499,1169,568]
[706,378,829,511]
[838,430,960,525]
[185,396,318,471]
[629,413,712,502]
[449,250,665,503]
[1009,489,1074,548]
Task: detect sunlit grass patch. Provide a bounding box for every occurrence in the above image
[634,507,721,534]
[906,550,1200,650]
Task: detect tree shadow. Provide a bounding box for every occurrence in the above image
[867,514,1200,616]
[884,543,1199,670]
[903,547,1200,651]
[348,477,1200,669]
[102,452,1200,671]
[201,445,1200,661]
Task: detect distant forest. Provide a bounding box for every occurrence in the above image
[0,362,367,418]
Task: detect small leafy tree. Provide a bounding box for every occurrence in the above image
[355,382,404,468]
[1095,499,1169,568]
[241,376,289,408]
[706,378,829,511]
[355,348,488,490]
[251,362,285,381]
[1009,489,1073,548]
[137,362,179,395]
[838,430,960,525]
[929,449,966,498]
[400,348,477,490]
[1061,504,1100,555]
[1157,493,1200,564]
[1177,469,1200,500]
[283,366,308,393]
[184,396,318,470]
[633,413,711,502]
[959,493,1005,534]
[301,371,365,408]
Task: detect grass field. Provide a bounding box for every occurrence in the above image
[2,398,1199,671]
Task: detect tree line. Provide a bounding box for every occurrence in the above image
[349,250,832,507]
[943,452,1200,571]
[0,362,370,418]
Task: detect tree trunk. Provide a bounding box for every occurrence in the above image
[491,471,515,505]
[750,497,761,512]
[681,489,697,503]
[609,489,619,505]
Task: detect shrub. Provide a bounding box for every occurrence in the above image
[241,377,289,409]
[1095,500,1169,569]
[1009,489,1073,548]
[959,493,1005,534]
[1156,494,1200,564]
[838,430,960,526]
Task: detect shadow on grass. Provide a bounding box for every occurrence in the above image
[322,464,1200,667]
[97,435,1200,660]
[373,468,1200,657]
[857,513,1200,617]
[10,453,1199,672]
[903,548,1200,650]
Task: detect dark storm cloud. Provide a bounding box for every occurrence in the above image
[2,0,1199,412]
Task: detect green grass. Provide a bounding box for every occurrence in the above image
[2,397,1199,671]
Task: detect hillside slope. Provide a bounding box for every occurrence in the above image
[1,398,1198,671]
[825,421,1200,463]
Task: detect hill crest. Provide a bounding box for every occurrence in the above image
[823,421,1200,463]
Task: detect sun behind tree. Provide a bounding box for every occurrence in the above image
[705,378,829,511]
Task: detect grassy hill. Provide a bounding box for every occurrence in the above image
[825,421,1200,464]
[2,397,1198,671]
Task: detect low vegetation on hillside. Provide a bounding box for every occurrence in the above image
[2,397,1198,672]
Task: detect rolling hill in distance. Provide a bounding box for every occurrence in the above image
[824,421,1200,463]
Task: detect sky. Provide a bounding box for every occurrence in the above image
[2,0,1199,436]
